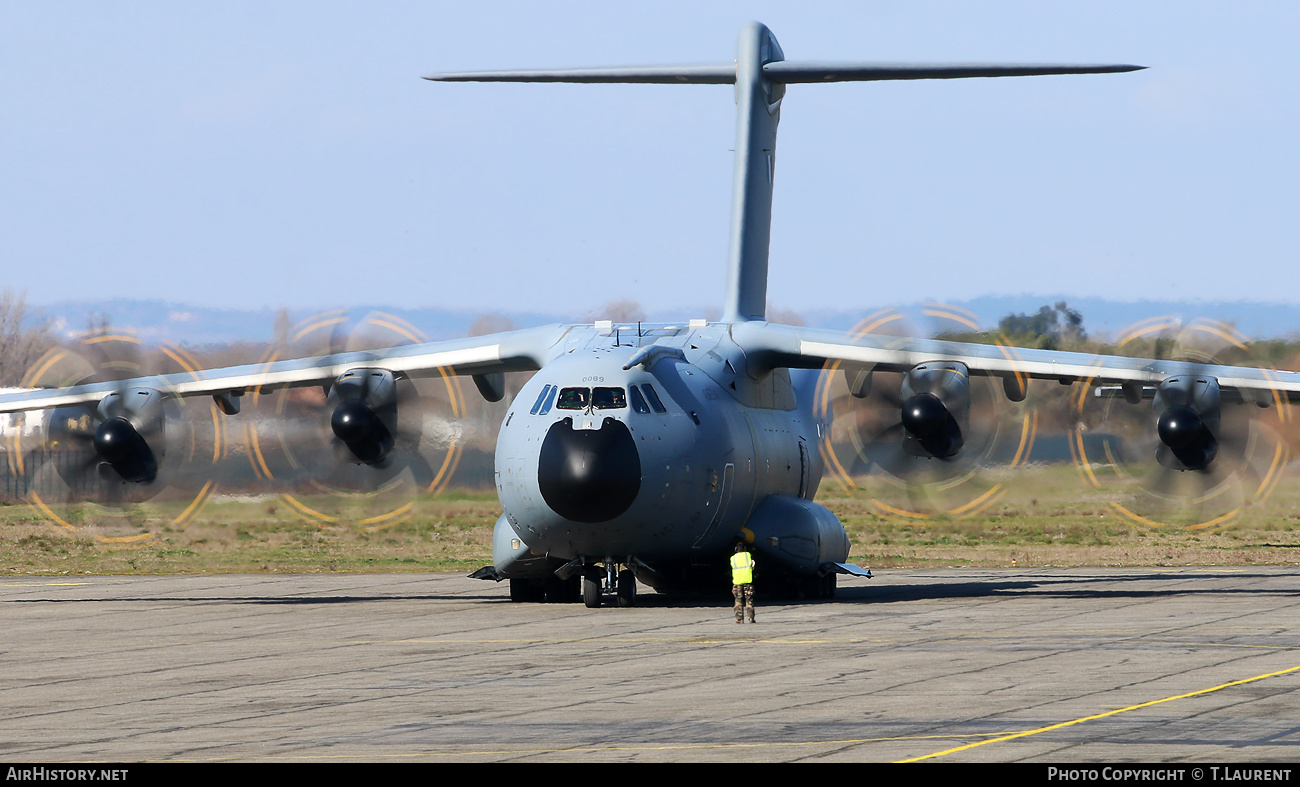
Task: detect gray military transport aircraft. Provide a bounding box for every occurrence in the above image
[3,23,1298,607]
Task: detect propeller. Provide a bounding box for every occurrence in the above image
[1073,317,1290,531]
[13,328,221,542]
[815,304,1038,519]
[241,310,474,528]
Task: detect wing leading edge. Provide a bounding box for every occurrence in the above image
[0,324,573,414]
[732,321,1300,402]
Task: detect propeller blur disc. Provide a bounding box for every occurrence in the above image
[1070,317,1291,531]
[814,304,1039,521]
[241,310,471,529]
[12,329,221,544]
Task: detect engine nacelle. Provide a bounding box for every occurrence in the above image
[48,387,167,485]
[1153,375,1219,471]
[899,362,969,459]
[328,368,399,466]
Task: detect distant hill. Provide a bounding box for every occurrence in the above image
[31,295,1300,347]
[802,296,1300,343]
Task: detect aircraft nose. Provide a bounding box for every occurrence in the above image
[538,416,641,523]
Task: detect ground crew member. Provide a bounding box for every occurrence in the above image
[731,543,756,623]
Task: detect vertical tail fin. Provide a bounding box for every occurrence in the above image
[722,22,784,324]
[425,26,1143,325]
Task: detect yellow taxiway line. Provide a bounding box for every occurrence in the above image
[900,662,1300,762]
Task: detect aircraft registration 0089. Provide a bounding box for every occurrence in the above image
[2,23,1300,609]
[1047,768,1292,782]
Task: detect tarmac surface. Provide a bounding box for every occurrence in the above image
[4,567,1300,762]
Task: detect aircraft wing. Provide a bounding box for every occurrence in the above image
[0,324,572,414]
[732,321,1300,402]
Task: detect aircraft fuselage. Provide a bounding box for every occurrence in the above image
[490,322,835,592]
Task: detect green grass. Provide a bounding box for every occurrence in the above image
[3,467,1300,575]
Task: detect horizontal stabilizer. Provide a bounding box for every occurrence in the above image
[424,64,735,84]
[425,24,1146,327]
[426,62,1144,86]
[763,61,1145,83]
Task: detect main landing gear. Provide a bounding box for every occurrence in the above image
[508,575,579,603]
[762,571,837,601]
[807,571,836,600]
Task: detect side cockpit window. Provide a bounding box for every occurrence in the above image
[530,384,553,415]
[538,385,557,414]
[640,384,667,413]
[629,385,651,414]
[529,384,560,415]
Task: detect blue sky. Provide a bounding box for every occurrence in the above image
[3,2,1297,321]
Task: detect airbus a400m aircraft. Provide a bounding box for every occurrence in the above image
[3,23,1299,607]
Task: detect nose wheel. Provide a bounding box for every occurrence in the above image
[581,563,638,608]
[583,575,602,608]
[616,569,636,607]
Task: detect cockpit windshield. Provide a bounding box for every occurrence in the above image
[555,386,627,411]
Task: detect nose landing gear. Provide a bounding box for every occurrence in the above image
[617,569,636,607]
[580,560,637,608]
[582,575,602,608]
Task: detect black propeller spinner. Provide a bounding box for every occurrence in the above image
[328,368,399,467]
[1153,376,1219,471]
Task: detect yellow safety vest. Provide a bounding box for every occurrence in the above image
[730,551,755,585]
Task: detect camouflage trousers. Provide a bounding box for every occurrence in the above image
[733,584,755,623]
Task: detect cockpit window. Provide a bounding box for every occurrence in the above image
[529,384,554,415]
[640,384,667,413]
[555,386,628,411]
[538,385,557,415]
[628,385,650,414]
[556,387,590,410]
[592,387,627,410]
